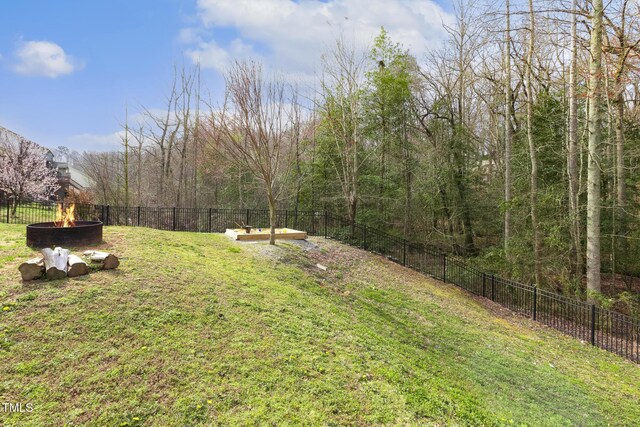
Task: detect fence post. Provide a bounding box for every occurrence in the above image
[137,206,141,227]
[106,205,110,226]
[482,272,486,298]
[246,209,250,226]
[285,210,289,228]
[6,200,9,224]
[442,253,447,283]
[402,240,407,266]
[172,207,177,231]
[590,304,597,346]
[208,208,212,233]
[533,286,537,321]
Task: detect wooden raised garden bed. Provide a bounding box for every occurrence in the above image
[225,228,307,241]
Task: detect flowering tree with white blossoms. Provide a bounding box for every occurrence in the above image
[0,126,59,216]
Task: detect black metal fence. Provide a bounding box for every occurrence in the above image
[1,200,638,364]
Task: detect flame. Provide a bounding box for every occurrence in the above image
[54,203,76,228]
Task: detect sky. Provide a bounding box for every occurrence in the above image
[0,0,454,153]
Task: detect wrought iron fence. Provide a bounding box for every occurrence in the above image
[0,200,99,224]
[1,200,638,363]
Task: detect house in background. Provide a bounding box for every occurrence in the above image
[1,126,91,202]
[44,150,91,200]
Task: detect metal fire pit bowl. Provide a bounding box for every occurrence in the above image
[26,221,103,248]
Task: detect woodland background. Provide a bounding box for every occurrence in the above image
[51,0,640,312]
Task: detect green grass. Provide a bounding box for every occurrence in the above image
[0,223,639,426]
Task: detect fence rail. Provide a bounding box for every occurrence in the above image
[1,200,638,363]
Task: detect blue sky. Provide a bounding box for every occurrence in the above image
[0,0,453,152]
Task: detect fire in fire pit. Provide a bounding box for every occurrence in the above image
[27,203,103,248]
[55,203,76,228]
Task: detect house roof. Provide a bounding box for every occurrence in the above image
[67,165,91,189]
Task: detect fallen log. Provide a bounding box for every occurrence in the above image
[67,254,89,277]
[18,257,44,281]
[41,247,69,280]
[83,250,119,270]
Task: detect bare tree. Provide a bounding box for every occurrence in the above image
[130,124,146,206]
[141,69,181,206]
[175,67,196,208]
[415,0,481,255]
[587,0,605,299]
[206,60,298,245]
[316,38,369,230]
[602,0,640,230]
[121,106,130,208]
[79,151,121,205]
[567,0,583,279]
[526,0,541,285]
[504,0,514,257]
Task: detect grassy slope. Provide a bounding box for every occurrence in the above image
[0,223,638,426]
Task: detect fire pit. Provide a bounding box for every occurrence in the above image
[26,203,103,248]
[27,221,103,248]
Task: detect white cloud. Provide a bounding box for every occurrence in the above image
[187,39,230,73]
[13,40,81,78]
[177,27,204,44]
[187,38,259,73]
[188,0,453,78]
[68,131,125,152]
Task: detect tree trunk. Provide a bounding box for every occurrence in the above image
[84,250,120,270]
[294,113,302,227]
[176,145,186,207]
[193,67,201,209]
[238,168,243,209]
[268,189,276,245]
[18,257,44,281]
[123,109,130,208]
[615,90,626,228]
[404,167,411,240]
[439,184,455,237]
[67,254,89,277]
[450,131,475,255]
[137,136,143,205]
[526,0,541,286]
[41,247,69,280]
[455,174,476,255]
[11,197,19,217]
[378,114,387,223]
[403,140,412,240]
[587,0,604,300]
[567,0,582,279]
[159,147,165,205]
[504,0,513,256]
[348,190,357,237]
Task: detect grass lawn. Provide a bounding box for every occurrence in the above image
[1,223,639,426]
